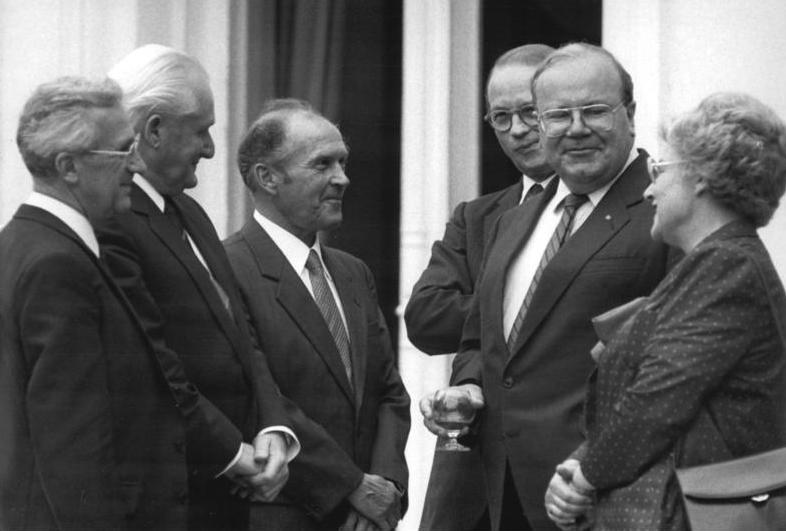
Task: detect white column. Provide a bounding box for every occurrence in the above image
[603,0,786,277]
[398,1,480,529]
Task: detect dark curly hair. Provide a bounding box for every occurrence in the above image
[666,92,786,227]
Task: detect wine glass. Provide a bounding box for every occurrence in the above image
[433,387,477,452]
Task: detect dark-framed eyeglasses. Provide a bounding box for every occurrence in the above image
[538,102,626,138]
[85,133,140,160]
[647,158,688,183]
[484,105,539,132]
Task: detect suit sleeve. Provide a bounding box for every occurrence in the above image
[97,218,242,478]
[363,266,411,507]
[404,201,475,354]
[581,246,772,489]
[19,253,122,529]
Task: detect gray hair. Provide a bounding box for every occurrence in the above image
[531,42,634,107]
[666,92,786,227]
[16,76,123,179]
[237,98,318,191]
[108,44,209,130]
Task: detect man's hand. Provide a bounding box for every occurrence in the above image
[419,383,484,437]
[226,435,289,502]
[347,474,402,531]
[339,508,382,531]
[544,459,594,530]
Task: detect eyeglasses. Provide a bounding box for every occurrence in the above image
[539,102,626,138]
[484,105,539,132]
[647,158,688,182]
[85,133,140,160]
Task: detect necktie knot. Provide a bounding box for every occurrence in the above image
[562,193,588,212]
[522,183,544,203]
[305,249,323,274]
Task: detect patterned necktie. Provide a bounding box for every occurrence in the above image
[164,197,231,313]
[506,193,589,351]
[305,249,353,387]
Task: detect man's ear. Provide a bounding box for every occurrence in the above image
[626,100,636,137]
[143,114,163,148]
[54,152,78,184]
[255,162,280,194]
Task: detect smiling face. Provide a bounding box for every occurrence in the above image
[144,81,215,195]
[535,55,635,194]
[271,112,349,244]
[487,64,550,178]
[72,105,146,220]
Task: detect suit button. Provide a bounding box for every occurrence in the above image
[503,377,513,388]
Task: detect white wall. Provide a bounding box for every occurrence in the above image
[604,0,786,275]
[0,0,243,237]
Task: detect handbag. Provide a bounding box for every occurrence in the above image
[676,446,786,531]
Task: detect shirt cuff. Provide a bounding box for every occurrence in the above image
[258,426,301,462]
[215,427,301,479]
[217,444,245,478]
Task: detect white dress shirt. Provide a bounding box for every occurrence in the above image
[133,176,300,474]
[503,148,639,339]
[252,210,351,336]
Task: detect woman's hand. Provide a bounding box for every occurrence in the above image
[545,459,594,529]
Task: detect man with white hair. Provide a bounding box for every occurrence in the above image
[0,76,190,530]
[95,45,300,531]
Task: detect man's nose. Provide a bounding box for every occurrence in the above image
[565,108,590,136]
[202,132,215,159]
[509,113,533,137]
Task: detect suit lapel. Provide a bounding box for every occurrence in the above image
[482,181,523,242]
[508,153,651,357]
[324,248,367,410]
[132,187,244,354]
[241,222,356,404]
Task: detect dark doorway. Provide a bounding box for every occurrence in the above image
[481,0,602,194]
[327,0,403,350]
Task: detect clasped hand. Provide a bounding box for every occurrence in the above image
[227,432,289,502]
[544,459,595,531]
[419,383,485,438]
[343,473,402,531]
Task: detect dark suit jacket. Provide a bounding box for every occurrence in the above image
[452,151,672,530]
[95,186,292,530]
[0,205,188,531]
[224,220,410,528]
[405,181,522,354]
[579,220,786,529]
[404,181,523,531]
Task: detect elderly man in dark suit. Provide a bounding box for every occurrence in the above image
[223,99,410,531]
[94,45,300,531]
[404,43,555,531]
[0,76,191,530]
[422,43,674,530]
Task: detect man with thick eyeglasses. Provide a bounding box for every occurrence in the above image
[428,43,674,530]
[406,44,555,531]
[0,76,194,530]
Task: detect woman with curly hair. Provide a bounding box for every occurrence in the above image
[545,92,786,530]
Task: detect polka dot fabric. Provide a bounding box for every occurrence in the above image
[579,220,786,530]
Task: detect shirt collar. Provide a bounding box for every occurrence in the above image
[133,174,166,212]
[252,210,328,276]
[553,145,639,210]
[25,192,100,256]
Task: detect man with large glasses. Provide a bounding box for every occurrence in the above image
[406,44,554,531]
[424,43,674,530]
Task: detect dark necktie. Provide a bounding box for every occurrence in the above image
[163,197,231,312]
[506,193,589,351]
[305,249,353,387]
[522,183,544,203]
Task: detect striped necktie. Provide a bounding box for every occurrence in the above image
[506,193,588,351]
[305,249,353,387]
